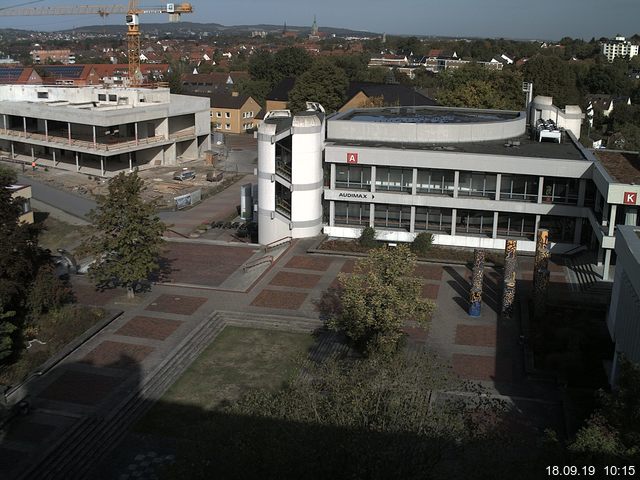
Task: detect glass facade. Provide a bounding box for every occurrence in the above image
[414,207,452,233]
[374,204,411,230]
[539,215,576,243]
[500,174,539,202]
[496,213,536,239]
[335,165,372,190]
[334,201,370,226]
[416,169,455,196]
[457,172,497,198]
[456,210,494,237]
[375,167,413,193]
[542,177,579,205]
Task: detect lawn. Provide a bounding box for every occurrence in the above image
[135,326,314,439]
[36,213,90,253]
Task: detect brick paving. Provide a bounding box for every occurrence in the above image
[116,316,183,341]
[340,259,356,273]
[38,370,124,406]
[162,243,255,287]
[250,289,308,309]
[145,294,208,316]
[455,324,497,347]
[285,255,333,271]
[269,271,322,289]
[71,281,122,306]
[452,354,497,381]
[81,341,155,369]
[415,264,444,281]
[3,421,56,444]
[422,283,440,299]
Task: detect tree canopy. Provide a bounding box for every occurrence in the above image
[327,245,434,356]
[288,58,349,113]
[81,171,165,298]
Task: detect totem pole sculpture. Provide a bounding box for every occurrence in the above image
[469,249,485,317]
[533,228,550,318]
[502,239,517,319]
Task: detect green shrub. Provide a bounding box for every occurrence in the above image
[358,226,378,248]
[411,232,434,256]
[26,263,73,320]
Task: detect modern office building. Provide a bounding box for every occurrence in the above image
[601,35,639,62]
[0,85,211,176]
[257,97,640,279]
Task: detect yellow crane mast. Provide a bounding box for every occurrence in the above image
[0,2,193,86]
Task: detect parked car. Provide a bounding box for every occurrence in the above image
[173,169,196,181]
[206,170,223,182]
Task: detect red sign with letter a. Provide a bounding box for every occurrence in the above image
[346,152,358,164]
[624,192,638,205]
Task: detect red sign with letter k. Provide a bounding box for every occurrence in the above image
[624,192,637,205]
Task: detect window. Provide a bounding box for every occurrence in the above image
[225,112,230,118]
[216,112,221,118]
[458,171,497,198]
[98,94,106,101]
[108,94,117,102]
[500,175,539,202]
[335,165,371,190]
[225,123,231,130]
[334,201,370,226]
[415,207,452,233]
[373,204,411,230]
[496,213,536,239]
[539,215,576,243]
[375,167,413,192]
[542,177,579,205]
[37,91,48,99]
[456,210,494,237]
[416,169,455,195]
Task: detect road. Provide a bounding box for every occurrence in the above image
[18,174,96,220]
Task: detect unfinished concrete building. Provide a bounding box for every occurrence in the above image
[0,85,211,176]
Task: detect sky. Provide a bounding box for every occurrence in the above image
[0,0,637,41]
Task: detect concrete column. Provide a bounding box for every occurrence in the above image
[573,218,583,244]
[3,114,6,132]
[411,168,417,195]
[602,201,609,227]
[129,152,133,172]
[369,203,375,227]
[537,176,544,204]
[330,163,336,189]
[329,201,335,227]
[492,211,499,238]
[578,179,586,207]
[44,119,48,142]
[535,214,541,234]
[495,173,501,200]
[370,166,376,193]
[609,204,617,236]
[451,208,457,236]
[92,125,97,149]
[410,206,416,233]
[23,117,26,137]
[31,146,34,163]
[453,171,459,198]
[625,207,638,226]
[134,122,139,145]
[52,149,56,168]
[68,122,72,145]
[10,141,14,159]
[100,157,104,177]
[75,152,79,172]
[603,249,612,281]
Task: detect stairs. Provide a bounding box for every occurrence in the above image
[565,251,613,298]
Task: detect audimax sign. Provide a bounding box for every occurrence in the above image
[338,192,375,199]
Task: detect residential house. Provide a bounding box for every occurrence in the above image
[7,184,33,224]
[0,67,42,85]
[209,92,261,134]
[265,77,296,112]
[339,82,437,112]
[587,94,632,117]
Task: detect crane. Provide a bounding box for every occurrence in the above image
[0,2,194,86]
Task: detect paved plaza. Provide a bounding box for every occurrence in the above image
[0,237,572,479]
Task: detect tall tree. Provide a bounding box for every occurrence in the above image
[288,59,349,113]
[327,245,434,356]
[81,171,165,298]
[274,47,312,79]
[522,55,581,107]
[0,165,39,361]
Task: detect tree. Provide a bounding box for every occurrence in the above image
[412,232,434,256]
[358,226,378,248]
[248,49,279,86]
[273,47,312,79]
[235,78,272,108]
[327,245,434,356]
[0,165,40,361]
[522,55,581,107]
[288,59,349,113]
[167,60,189,94]
[81,171,165,298]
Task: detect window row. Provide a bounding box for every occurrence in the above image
[333,166,580,205]
[333,202,577,241]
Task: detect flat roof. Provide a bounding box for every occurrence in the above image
[341,107,519,124]
[593,150,640,184]
[327,133,586,161]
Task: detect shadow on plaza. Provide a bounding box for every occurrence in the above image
[1,349,563,480]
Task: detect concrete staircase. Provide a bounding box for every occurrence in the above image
[566,251,613,298]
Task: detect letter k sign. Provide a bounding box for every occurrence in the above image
[624,192,637,205]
